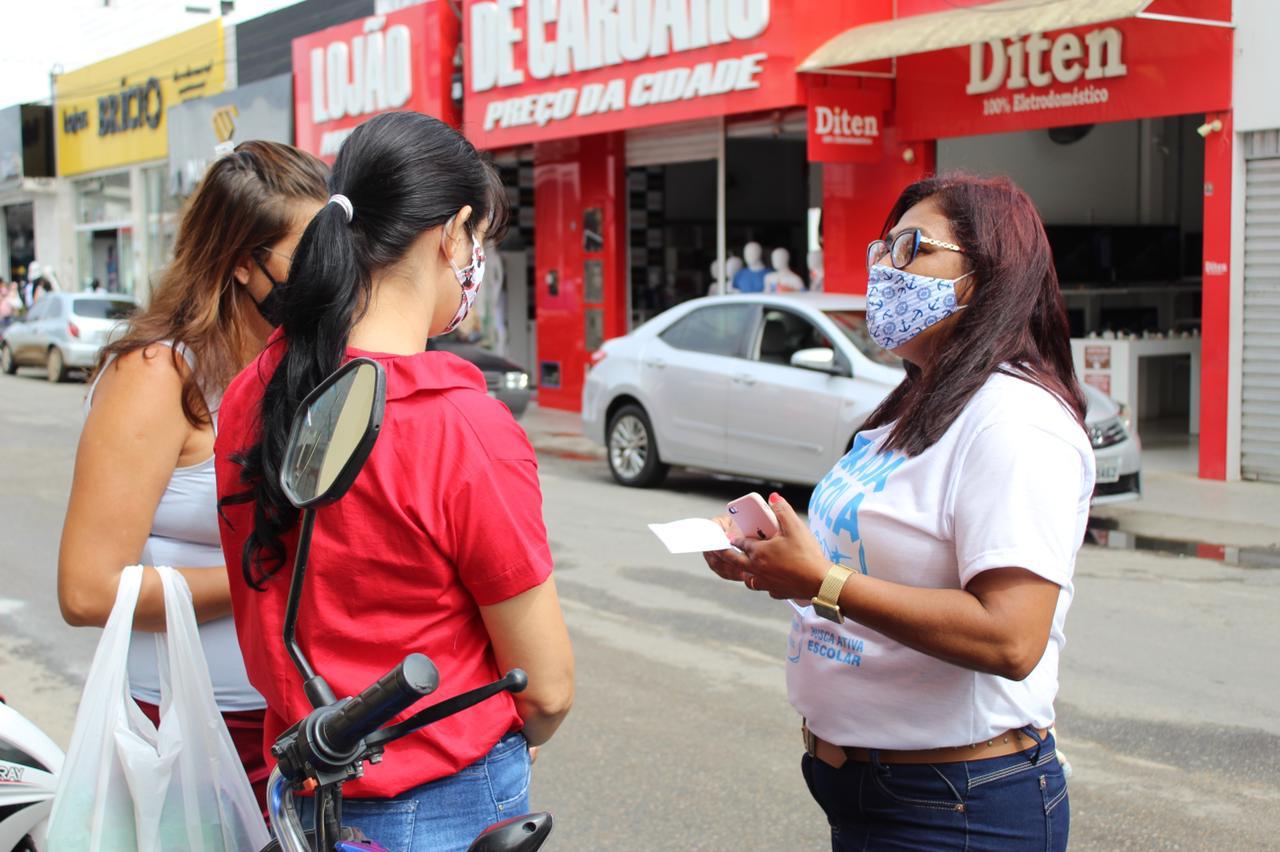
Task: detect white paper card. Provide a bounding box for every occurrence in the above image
[648,518,733,554]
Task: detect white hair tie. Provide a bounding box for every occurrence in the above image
[328,194,354,223]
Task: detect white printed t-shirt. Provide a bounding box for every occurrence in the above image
[787,370,1096,749]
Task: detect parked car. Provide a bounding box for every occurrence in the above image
[0,293,136,382]
[583,294,903,487]
[1082,383,1142,504]
[582,293,1141,504]
[427,335,531,419]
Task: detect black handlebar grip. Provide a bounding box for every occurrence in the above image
[505,668,528,693]
[319,653,439,756]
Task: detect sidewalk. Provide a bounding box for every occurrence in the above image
[1089,469,1280,550]
[519,404,1280,552]
[520,403,604,461]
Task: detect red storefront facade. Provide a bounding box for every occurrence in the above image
[459,0,1234,478]
[293,2,460,164]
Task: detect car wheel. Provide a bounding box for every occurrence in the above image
[46,347,67,383]
[606,404,668,488]
[0,344,15,375]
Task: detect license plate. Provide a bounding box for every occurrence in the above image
[1096,460,1121,483]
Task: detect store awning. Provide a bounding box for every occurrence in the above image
[799,0,1158,72]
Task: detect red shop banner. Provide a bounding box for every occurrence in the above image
[292,2,459,163]
[807,87,885,163]
[462,0,802,150]
[896,14,1232,140]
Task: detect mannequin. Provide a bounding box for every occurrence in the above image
[807,249,824,292]
[708,259,725,296]
[764,247,805,293]
[725,255,744,286]
[732,242,768,293]
[709,255,744,295]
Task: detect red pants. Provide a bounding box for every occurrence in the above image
[135,700,269,816]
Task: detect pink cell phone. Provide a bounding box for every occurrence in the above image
[727,492,780,540]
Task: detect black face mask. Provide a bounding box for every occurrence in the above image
[251,254,285,327]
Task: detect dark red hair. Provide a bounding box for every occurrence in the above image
[861,173,1087,454]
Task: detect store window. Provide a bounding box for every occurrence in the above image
[628,160,718,325]
[725,136,813,297]
[939,114,1206,449]
[74,172,134,294]
[74,173,131,226]
[625,117,816,328]
[493,153,536,372]
[143,164,179,288]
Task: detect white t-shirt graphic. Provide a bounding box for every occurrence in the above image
[787,371,1096,749]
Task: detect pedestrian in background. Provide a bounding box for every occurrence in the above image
[0,282,15,328]
[57,140,329,811]
[706,173,1092,851]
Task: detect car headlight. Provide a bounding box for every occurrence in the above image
[1089,416,1128,449]
[502,371,529,390]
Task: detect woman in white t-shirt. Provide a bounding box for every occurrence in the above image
[706,174,1093,851]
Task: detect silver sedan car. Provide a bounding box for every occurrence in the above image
[1,292,136,382]
[582,293,1141,504]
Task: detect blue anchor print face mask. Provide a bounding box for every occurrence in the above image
[865,265,973,350]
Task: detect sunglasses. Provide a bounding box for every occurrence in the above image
[867,229,964,272]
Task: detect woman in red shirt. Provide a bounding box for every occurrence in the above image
[215,112,573,851]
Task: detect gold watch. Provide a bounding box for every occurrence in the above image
[811,564,855,623]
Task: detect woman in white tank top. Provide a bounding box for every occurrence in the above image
[58,141,329,810]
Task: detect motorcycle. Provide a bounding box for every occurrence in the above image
[0,698,63,852]
[262,357,553,852]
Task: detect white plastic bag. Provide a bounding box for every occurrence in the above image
[48,565,270,851]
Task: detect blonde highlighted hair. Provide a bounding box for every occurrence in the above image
[97,141,329,426]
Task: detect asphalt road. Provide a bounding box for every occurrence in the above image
[1,368,1277,851]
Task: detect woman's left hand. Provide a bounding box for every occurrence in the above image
[735,494,830,600]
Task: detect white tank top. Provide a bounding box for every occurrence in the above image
[87,342,264,712]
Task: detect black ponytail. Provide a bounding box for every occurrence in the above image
[223,111,509,589]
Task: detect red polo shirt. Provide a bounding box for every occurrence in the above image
[214,337,553,798]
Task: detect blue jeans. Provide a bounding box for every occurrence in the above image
[802,733,1069,851]
[297,733,532,852]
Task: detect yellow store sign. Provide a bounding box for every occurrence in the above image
[55,22,225,176]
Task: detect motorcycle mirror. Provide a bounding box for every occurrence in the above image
[280,358,386,509]
[467,812,553,852]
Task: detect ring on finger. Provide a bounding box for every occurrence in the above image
[746,575,757,591]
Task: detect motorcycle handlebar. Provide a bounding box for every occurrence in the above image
[366,668,527,750]
[318,653,439,757]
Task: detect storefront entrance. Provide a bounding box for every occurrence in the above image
[1241,131,1280,482]
[78,228,130,294]
[625,118,818,329]
[2,203,34,281]
[940,115,1208,472]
